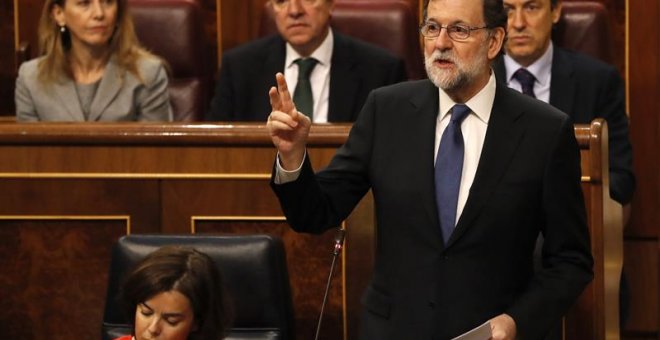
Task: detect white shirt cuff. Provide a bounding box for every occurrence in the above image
[274,150,306,184]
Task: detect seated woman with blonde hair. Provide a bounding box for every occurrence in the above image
[15,0,173,121]
[115,245,232,340]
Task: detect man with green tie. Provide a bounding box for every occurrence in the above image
[207,0,407,122]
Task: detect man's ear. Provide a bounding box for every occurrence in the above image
[487,27,506,60]
[327,0,336,13]
[551,1,563,24]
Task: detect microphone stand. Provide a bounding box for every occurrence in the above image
[314,228,346,340]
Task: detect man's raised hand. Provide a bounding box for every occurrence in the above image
[266,73,311,170]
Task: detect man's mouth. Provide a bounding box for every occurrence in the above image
[288,23,308,29]
[509,35,531,43]
[434,58,454,68]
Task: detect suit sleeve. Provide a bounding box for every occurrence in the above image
[270,90,377,233]
[506,116,594,338]
[597,67,635,204]
[206,54,235,121]
[136,61,173,122]
[15,63,38,122]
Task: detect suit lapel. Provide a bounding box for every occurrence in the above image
[89,58,122,121]
[257,36,286,106]
[446,83,526,248]
[52,78,85,120]
[409,80,446,248]
[549,48,575,115]
[328,33,359,122]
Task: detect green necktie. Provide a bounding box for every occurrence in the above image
[293,58,318,118]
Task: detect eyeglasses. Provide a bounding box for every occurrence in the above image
[270,0,323,10]
[419,22,490,41]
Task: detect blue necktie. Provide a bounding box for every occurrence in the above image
[513,68,536,98]
[435,104,471,245]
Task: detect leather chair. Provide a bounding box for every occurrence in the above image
[259,0,426,80]
[553,1,614,64]
[129,0,210,121]
[102,234,295,340]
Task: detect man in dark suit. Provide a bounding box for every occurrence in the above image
[267,0,593,338]
[494,0,634,205]
[206,0,406,122]
[495,0,634,327]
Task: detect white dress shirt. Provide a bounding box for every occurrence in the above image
[504,42,553,103]
[434,72,496,225]
[284,29,334,123]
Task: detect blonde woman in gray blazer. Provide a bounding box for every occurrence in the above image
[16,0,172,122]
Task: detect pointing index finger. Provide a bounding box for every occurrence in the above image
[276,73,295,114]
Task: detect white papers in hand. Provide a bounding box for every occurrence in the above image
[450,321,492,340]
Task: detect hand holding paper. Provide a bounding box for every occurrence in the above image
[489,313,516,340]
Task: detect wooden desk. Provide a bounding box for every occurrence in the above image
[0,121,621,339]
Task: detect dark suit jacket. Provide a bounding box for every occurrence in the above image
[207,32,406,122]
[494,47,635,204]
[272,80,593,339]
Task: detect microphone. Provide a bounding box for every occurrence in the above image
[314,228,346,340]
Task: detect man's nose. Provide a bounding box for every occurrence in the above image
[287,0,304,16]
[433,27,454,51]
[509,9,527,30]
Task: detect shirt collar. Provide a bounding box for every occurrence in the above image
[503,42,553,87]
[285,28,334,69]
[438,70,496,124]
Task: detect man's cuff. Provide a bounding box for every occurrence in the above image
[274,150,306,184]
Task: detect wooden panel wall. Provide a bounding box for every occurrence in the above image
[15,0,42,61]
[0,219,126,338]
[563,1,659,337]
[626,0,660,338]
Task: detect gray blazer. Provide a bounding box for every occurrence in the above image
[15,56,173,122]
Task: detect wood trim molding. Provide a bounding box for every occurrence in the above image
[0,214,131,234]
[13,0,19,52]
[0,172,272,179]
[625,0,630,116]
[0,123,352,145]
[216,0,222,68]
[190,215,287,233]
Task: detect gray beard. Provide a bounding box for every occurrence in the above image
[424,49,485,92]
